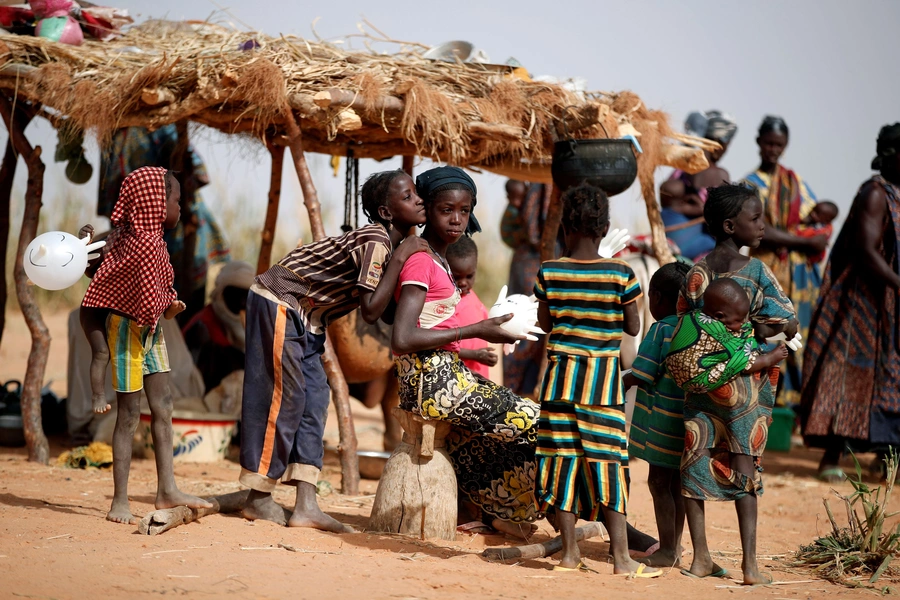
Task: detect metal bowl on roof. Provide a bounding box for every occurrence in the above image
[422,40,474,62]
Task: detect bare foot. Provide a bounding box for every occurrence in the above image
[106,499,137,525]
[288,506,355,533]
[491,518,538,540]
[155,489,213,511]
[638,547,681,568]
[242,491,289,525]
[92,393,111,415]
[743,569,773,586]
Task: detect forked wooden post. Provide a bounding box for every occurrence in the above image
[640,173,674,265]
[256,139,285,274]
[284,109,360,495]
[172,121,198,302]
[0,97,49,463]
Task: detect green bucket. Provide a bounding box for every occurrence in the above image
[766,406,795,452]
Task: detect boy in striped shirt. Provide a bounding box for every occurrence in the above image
[240,170,427,530]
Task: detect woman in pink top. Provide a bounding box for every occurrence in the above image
[391,166,541,539]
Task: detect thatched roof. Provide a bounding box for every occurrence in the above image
[0,19,716,183]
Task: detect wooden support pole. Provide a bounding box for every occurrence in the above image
[0,136,17,346]
[284,110,360,495]
[172,121,197,309]
[257,140,285,274]
[533,184,562,397]
[482,522,605,560]
[639,173,674,265]
[401,155,414,177]
[138,490,249,535]
[0,96,49,463]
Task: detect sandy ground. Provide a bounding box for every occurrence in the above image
[1,310,897,599]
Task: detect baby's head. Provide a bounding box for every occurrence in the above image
[808,201,839,226]
[702,278,750,332]
[505,179,527,208]
[659,179,686,208]
[648,261,691,321]
[447,235,478,296]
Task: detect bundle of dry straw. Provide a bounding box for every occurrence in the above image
[0,18,715,182]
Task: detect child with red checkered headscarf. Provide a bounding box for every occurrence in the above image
[79,166,212,525]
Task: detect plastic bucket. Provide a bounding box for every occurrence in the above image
[765,406,795,452]
[139,410,236,463]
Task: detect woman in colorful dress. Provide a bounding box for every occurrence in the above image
[741,116,828,404]
[800,124,900,482]
[391,166,541,539]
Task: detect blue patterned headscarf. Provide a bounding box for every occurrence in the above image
[415,166,482,235]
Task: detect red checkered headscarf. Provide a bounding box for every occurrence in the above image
[83,166,177,328]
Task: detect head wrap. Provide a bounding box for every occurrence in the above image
[758,115,789,138]
[82,166,176,329]
[211,260,255,351]
[872,123,900,171]
[685,110,738,145]
[415,166,481,235]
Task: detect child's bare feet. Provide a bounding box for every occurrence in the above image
[106,498,137,525]
[288,506,355,533]
[92,393,111,415]
[164,300,186,320]
[742,564,772,586]
[242,490,289,525]
[155,489,213,511]
[491,518,537,540]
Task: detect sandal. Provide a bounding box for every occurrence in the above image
[619,564,664,579]
[817,467,846,483]
[680,567,729,579]
[552,561,597,573]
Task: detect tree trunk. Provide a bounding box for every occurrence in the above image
[0,137,17,346]
[0,97,49,463]
[284,110,359,495]
[482,522,605,560]
[256,141,284,274]
[138,490,249,535]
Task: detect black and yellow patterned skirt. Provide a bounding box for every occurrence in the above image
[395,350,541,524]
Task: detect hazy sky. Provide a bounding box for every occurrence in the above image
[11,0,900,254]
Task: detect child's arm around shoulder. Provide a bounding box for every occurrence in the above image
[358,235,428,324]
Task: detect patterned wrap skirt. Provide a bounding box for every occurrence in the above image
[681,368,778,501]
[395,350,541,524]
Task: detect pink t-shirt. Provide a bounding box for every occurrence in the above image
[455,291,490,378]
[395,252,461,353]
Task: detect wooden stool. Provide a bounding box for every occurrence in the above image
[367,408,457,540]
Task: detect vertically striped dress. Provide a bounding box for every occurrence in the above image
[534,258,642,517]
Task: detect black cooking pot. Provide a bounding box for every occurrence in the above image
[551,138,638,196]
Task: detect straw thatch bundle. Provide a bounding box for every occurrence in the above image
[0,19,715,182]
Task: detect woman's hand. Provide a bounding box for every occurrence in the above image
[784,318,800,339]
[473,314,526,344]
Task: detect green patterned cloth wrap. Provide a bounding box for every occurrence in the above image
[666,311,759,394]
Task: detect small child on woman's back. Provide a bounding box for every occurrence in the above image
[623,260,691,568]
[534,183,660,577]
[792,200,839,265]
[447,236,497,379]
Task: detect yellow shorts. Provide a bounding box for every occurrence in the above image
[106,313,170,393]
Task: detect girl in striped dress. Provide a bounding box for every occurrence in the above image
[534,183,660,577]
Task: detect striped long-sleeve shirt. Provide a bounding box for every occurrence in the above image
[256,224,391,334]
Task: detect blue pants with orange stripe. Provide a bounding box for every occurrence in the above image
[239,290,329,493]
